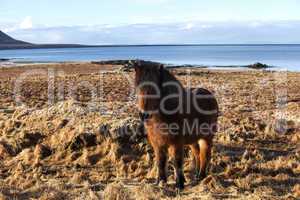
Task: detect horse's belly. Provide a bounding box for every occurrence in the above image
[180,118,215,139]
[144,121,180,146]
[144,119,213,146]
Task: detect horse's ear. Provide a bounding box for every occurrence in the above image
[130,59,141,71]
[159,64,164,71]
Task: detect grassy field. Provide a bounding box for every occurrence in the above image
[0,63,299,199]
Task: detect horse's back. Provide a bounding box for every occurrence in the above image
[173,87,218,143]
[187,87,218,119]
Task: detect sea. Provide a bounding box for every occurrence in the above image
[0,45,299,71]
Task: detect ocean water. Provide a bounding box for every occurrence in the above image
[0,45,299,71]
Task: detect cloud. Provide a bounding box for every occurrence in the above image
[1,16,33,32]
[181,23,194,30]
[200,24,213,29]
[19,16,33,29]
[6,20,300,44]
[249,21,263,28]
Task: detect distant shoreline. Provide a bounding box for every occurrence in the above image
[0,59,281,71]
[1,45,299,71]
[1,43,300,50]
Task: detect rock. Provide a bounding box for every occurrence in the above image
[69,133,97,151]
[91,60,134,66]
[118,64,134,72]
[246,62,271,69]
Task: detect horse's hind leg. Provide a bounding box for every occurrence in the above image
[170,145,185,190]
[198,138,212,180]
[154,146,167,185]
[190,144,200,179]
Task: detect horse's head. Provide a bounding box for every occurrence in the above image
[132,60,164,87]
[132,60,164,118]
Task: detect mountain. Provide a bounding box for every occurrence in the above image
[0,30,33,48]
[0,30,90,50]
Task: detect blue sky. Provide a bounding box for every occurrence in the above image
[1,0,300,44]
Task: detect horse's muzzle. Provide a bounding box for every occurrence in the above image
[139,112,151,122]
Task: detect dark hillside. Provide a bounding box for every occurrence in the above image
[0,30,88,50]
[0,30,31,45]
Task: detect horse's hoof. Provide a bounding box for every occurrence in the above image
[195,173,200,182]
[176,184,184,191]
[196,172,206,182]
[175,178,185,190]
[176,188,183,195]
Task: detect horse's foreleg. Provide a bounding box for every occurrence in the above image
[171,145,185,190]
[198,138,212,180]
[154,146,167,185]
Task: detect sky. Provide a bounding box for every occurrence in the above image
[1,0,300,44]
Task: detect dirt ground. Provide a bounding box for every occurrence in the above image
[0,63,299,199]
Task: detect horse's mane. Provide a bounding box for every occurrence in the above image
[160,68,183,97]
[135,62,184,116]
[161,68,180,83]
[158,68,185,116]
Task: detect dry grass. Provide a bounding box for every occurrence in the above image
[0,63,299,199]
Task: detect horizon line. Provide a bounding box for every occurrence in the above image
[1,43,300,51]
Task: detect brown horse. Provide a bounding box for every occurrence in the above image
[133,60,218,190]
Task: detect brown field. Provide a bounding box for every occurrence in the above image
[0,63,299,199]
